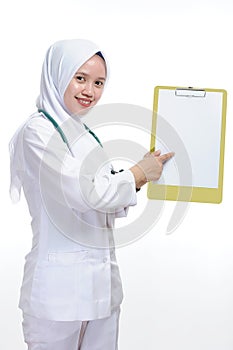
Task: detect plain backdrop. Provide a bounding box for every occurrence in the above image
[1,1,233,349]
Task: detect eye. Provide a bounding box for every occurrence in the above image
[76,75,85,82]
[95,80,104,87]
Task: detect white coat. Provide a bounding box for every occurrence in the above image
[15,112,137,321]
[9,39,137,322]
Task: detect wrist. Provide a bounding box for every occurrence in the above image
[129,165,147,189]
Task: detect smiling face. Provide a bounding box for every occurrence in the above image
[63,54,106,116]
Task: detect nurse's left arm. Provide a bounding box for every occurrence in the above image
[79,166,137,214]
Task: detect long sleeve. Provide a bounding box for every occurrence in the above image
[22,116,137,214]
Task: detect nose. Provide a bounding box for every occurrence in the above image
[82,82,94,98]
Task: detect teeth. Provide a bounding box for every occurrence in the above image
[79,99,91,105]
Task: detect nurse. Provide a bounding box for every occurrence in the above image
[9,39,174,350]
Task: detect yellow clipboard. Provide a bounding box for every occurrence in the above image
[147,86,227,203]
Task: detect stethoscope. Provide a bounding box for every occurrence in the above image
[38,109,102,158]
[38,109,139,185]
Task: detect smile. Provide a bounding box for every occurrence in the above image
[76,98,92,107]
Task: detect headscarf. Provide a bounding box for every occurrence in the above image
[9,39,108,202]
[37,39,108,125]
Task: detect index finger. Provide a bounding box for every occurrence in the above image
[159,152,175,163]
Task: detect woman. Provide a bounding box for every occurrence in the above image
[9,39,173,350]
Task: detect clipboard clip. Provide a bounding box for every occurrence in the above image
[175,87,206,98]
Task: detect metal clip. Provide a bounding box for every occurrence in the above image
[175,87,206,98]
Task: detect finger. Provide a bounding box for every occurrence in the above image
[143,151,152,158]
[152,149,161,157]
[159,152,175,163]
[144,149,161,159]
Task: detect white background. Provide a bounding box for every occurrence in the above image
[1,0,233,349]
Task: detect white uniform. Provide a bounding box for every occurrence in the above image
[18,113,136,322]
[9,39,137,350]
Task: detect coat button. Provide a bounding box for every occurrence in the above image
[103,257,108,263]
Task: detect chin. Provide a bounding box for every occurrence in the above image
[71,106,93,118]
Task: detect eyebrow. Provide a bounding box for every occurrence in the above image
[76,71,106,81]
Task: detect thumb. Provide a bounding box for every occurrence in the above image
[152,149,161,157]
[143,149,161,159]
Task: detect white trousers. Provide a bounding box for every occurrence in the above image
[22,308,120,350]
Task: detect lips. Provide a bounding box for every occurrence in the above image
[75,97,92,107]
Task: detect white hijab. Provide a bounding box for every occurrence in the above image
[9,39,108,202]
